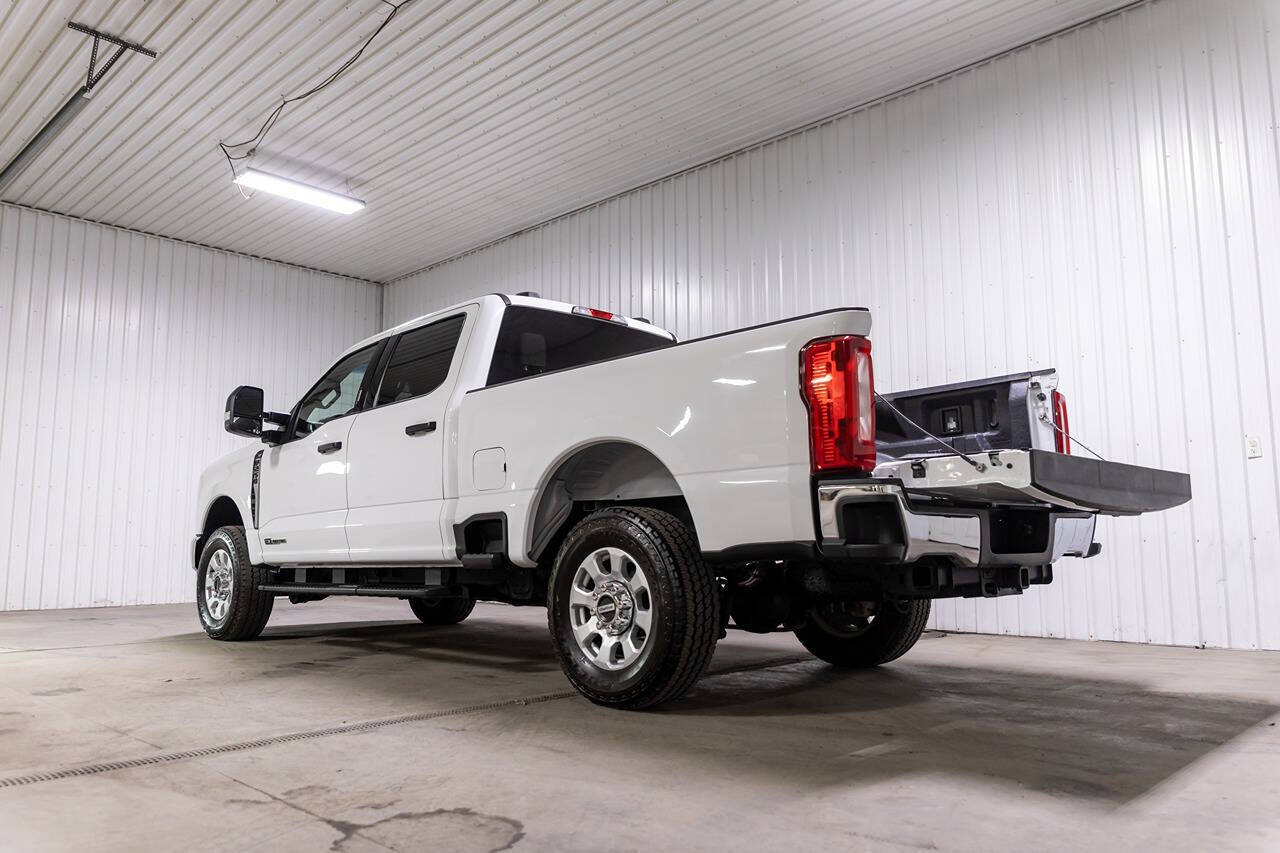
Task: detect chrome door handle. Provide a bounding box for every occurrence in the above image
[405,421,437,436]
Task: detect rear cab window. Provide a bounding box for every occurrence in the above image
[486,306,673,386]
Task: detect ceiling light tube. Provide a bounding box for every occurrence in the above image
[234,168,365,214]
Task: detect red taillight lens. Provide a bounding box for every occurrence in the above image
[801,335,876,473]
[1051,389,1070,454]
[572,305,623,323]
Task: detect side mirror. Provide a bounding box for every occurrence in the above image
[260,410,289,445]
[224,385,264,438]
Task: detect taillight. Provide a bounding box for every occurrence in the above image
[801,336,876,473]
[1051,389,1070,454]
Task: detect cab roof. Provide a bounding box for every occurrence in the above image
[340,293,675,359]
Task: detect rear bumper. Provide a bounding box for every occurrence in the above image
[817,480,1097,566]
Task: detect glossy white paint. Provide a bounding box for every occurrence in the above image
[192,447,258,564]
[472,448,507,492]
[345,305,479,563]
[453,305,872,564]
[383,0,1280,651]
[0,202,379,610]
[0,0,1130,280]
[198,297,868,567]
[258,417,357,565]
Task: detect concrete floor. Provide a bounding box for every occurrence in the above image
[1,601,1278,853]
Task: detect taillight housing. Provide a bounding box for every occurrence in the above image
[1051,389,1070,454]
[801,335,876,473]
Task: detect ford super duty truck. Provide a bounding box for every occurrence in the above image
[194,293,1191,709]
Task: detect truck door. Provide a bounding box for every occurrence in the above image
[344,309,472,562]
[257,342,382,564]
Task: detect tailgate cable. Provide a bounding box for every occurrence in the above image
[1039,413,1108,462]
[874,392,986,471]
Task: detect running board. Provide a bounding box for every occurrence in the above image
[257,583,456,599]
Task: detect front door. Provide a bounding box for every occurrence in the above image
[258,343,381,564]
[345,311,470,563]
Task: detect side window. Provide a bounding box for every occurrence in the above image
[374,315,465,406]
[293,345,379,437]
[487,306,673,385]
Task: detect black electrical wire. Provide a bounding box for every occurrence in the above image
[218,0,418,183]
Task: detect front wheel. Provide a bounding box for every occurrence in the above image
[794,599,930,668]
[196,525,274,640]
[548,506,719,710]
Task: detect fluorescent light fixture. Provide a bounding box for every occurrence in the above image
[234,168,365,214]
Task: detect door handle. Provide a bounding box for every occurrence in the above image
[405,421,437,436]
[317,441,343,454]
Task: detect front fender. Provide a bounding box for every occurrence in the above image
[194,445,263,566]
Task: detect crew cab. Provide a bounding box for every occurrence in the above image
[193,293,1191,709]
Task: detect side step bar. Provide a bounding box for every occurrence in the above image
[257,583,456,599]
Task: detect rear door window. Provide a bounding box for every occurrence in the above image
[487,307,671,385]
[373,315,466,406]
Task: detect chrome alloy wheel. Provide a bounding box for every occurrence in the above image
[569,547,653,672]
[203,549,235,623]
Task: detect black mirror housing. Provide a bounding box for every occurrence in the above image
[225,385,264,438]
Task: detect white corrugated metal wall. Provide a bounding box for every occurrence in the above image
[0,0,1129,280]
[383,0,1280,651]
[0,203,379,610]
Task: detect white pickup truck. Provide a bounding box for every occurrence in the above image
[194,293,1191,708]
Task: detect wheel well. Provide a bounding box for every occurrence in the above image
[203,496,243,536]
[528,442,691,562]
[193,496,245,570]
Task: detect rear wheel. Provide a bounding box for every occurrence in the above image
[548,506,719,710]
[196,525,274,640]
[409,596,475,625]
[794,599,930,668]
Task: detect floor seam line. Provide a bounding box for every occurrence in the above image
[0,655,812,789]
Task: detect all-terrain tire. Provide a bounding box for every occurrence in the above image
[548,506,719,710]
[409,596,476,625]
[794,599,931,668]
[196,525,274,641]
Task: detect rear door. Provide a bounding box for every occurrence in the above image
[344,309,473,562]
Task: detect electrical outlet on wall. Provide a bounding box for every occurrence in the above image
[1245,435,1263,459]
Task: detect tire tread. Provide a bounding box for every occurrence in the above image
[549,506,719,709]
[199,525,273,641]
[409,596,476,625]
[795,599,930,668]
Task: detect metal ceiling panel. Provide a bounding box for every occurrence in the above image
[1,0,1131,280]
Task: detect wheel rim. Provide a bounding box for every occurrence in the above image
[569,546,653,672]
[204,549,234,623]
[811,600,879,638]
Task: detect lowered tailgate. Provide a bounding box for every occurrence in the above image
[873,449,1192,515]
